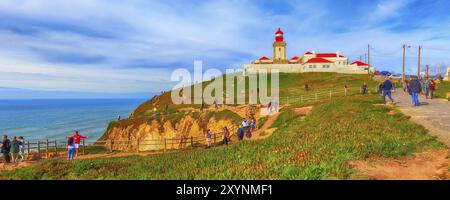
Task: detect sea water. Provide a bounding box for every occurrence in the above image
[0,99,144,141]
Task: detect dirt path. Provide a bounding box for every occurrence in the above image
[250,112,280,140]
[391,90,450,147]
[350,149,450,180]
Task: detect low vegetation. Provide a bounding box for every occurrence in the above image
[1,95,443,180]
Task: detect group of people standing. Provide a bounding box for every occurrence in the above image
[1,135,26,163]
[205,117,256,148]
[67,131,88,160]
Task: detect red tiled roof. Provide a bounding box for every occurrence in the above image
[259,56,270,60]
[290,56,300,60]
[276,28,283,34]
[305,52,313,55]
[316,53,345,58]
[350,61,369,66]
[305,57,333,64]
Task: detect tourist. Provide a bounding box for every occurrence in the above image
[11,136,20,163]
[273,99,279,113]
[242,118,248,129]
[267,101,272,115]
[205,129,212,148]
[1,135,11,163]
[423,78,430,99]
[429,79,436,99]
[381,77,395,104]
[344,84,348,96]
[222,127,229,145]
[408,77,422,106]
[67,137,75,160]
[18,136,26,161]
[69,131,88,158]
[117,115,121,121]
[250,117,256,131]
[214,98,218,110]
[402,80,410,93]
[236,128,242,141]
[362,82,367,94]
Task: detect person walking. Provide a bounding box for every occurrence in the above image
[69,131,88,158]
[381,77,395,104]
[67,137,75,160]
[273,99,279,113]
[362,82,367,95]
[1,135,11,163]
[222,127,229,145]
[250,117,256,131]
[423,78,430,99]
[408,77,422,106]
[205,129,212,148]
[11,136,20,163]
[18,136,26,161]
[344,84,348,96]
[429,79,436,99]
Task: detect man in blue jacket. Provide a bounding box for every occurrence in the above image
[381,77,395,104]
[408,77,422,106]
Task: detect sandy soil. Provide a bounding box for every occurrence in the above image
[349,149,450,180]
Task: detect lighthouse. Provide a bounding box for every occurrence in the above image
[273,28,288,64]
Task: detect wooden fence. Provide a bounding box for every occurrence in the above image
[281,87,366,105]
[21,134,221,159]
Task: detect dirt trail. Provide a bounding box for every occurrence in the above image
[250,112,280,140]
[350,149,450,180]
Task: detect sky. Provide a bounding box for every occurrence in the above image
[1,0,450,98]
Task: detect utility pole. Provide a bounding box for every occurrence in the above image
[367,44,371,76]
[402,44,406,82]
[417,45,421,78]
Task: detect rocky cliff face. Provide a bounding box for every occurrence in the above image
[103,112,240,151]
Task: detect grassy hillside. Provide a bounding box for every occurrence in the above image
[1,95,443,180]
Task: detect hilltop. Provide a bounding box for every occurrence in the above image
[1,72,449,180]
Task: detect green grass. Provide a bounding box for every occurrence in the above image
[1,95,443,180]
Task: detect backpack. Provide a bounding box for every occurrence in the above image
[225,131,230,139]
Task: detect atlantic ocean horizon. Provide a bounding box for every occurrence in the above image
[0,99,144,141]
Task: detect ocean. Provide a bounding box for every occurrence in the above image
[0,99,144,141]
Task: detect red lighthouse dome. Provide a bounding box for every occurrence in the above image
[275,28,284,42]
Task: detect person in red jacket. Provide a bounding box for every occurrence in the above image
[69,130,88,158]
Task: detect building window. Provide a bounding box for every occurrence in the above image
[323,65,330,68]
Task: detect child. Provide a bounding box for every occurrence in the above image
[222,127,229,145]
[67,137,75,160]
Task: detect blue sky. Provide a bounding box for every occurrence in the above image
[0,0,449,97]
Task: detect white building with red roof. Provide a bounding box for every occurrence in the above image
[244,28,372,75]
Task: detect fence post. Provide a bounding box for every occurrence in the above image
[164,138,167,153]
[37,140,40,157]
[82,139,86,155]
[315,93,318,102]
[136,138,140,153]
[27,141,30,160]
[191,136,194,148]
[45,139,49,158]
[329,91,332,99]
[54,140,58,156]
[286,96,289,105]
